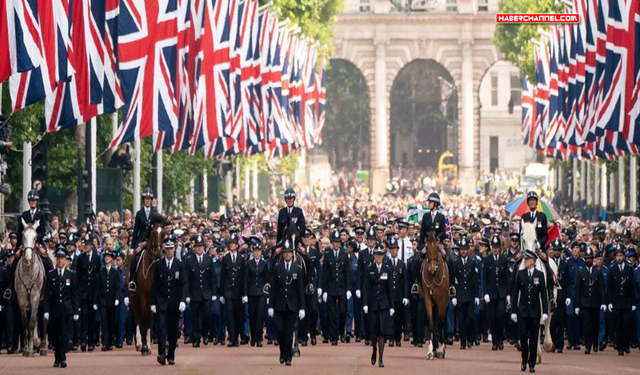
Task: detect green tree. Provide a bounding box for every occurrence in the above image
[493,0,562,81]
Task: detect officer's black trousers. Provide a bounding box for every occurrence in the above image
[327,295,346,342]
[613,308,633,352]
[274,310,296,362]
[100,306,116,348]
[80,299,97,345]
[582,307,599,351]
[457,301,474,346]
[157,309,179,360]
[298,294,318,341]
[550,296,566,350]
[51,316,70,363]
[248,296,265,343]
[226,298,243,344]
[392,301,404,342]
[518,316,539,368]
[411,296,426,344]
[190,300,211,343]
[487,298,506,345]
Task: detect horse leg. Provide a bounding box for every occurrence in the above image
[20,306,32,357]
[135,325,142,352]
[437,305,448,359]
[424,297,434,360]
[31,295,41,351]
[40,315,48,356]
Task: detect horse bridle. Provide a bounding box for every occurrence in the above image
[421,249,447,289]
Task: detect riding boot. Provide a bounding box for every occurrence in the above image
[411,258,422,295]
[377,337,385,367]
[128,254,140,292]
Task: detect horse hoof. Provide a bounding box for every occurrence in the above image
[135,344,142,352]
[293,352,300,358]
[427,352,433,360]
[27,351,35,358]
[40,349,47,356]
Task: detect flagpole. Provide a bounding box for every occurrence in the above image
[618,156,625,211]
[631,157,637,214]
[90,118,97,213]
[601,164,608,218]
[22,142,32,212]
[133,139,141,212]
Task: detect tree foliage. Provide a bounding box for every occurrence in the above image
[493,0,562,81]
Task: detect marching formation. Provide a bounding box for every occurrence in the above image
[1,184,639,372]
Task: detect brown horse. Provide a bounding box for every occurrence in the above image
[126,222,165,355]
[419,231,450,360]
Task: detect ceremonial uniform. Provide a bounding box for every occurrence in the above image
[245,255,267,346]
[483,251,509,349]
[298,244,322,345]
[16,207,47,248]
[184,251,218,346]
[276,206,306,243]
[388,255,408,345]
[43,266,79,367]
[418,210,446,246]
[363,261,394,338]
[574,264,605,353]
[77,247,101,350]
[322,247,352,344]
[607,260,637,355]
[550,253,569,351]
[453,254,478,348]
[520,210,548,249]
[357,245,375,341]
[93,262,122,350]
[152,256,185,364]
[269,258,305,365]
[219,250,246,346]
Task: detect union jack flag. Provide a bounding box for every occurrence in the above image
[628,0,640,146]
[521,78,535,147]
[313,59,326,145]
[0,0,42,82]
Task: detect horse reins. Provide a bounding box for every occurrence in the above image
[421,256,448,289]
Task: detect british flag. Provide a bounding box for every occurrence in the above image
[628,0,640,146]
[521,78,534,147]
[0,0,42,83]
[239,0,260,154]
[533,41,549,151]
[313,59,326,145]
[110,0,180,149]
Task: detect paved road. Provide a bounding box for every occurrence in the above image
[1,341,638,374]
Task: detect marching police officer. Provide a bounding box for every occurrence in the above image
[387,238,409,347]
[451,237,479,349]
[297,229,322,346]
[606,247,637,356]
[574,247,606,354]
[268,239,305,366]
[483,234,509,350]
[43,246,80,368]
[356,228,376,344]
[77,233,100,351]
[16,190,47,247]
[549,238,569,352]
[276,188,306,243]
[151,236,186,366]
[219,233,246,347]
[510,250,548,373]
[183,234,218,347]
[245,237,267,347]
[129,188,157,291]
[93,249,121,351]
[322,231,352,346]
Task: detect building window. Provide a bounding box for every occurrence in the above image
[359,0,370,12]
[491,74,498,106]
[478,0,488,12]
[446,0,457,12]
[510,73,522,106]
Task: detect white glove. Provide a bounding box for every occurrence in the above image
[268,308,274,317]
[390,308,395,316]
[242,296,248,304]
[633,306,637,312]
[298,309,305,320]
[0,306,3,312]
[608,303,613,312]
[186,297,191,304]
[212,296,217,301]
[565,298,571,307]
[574,307,580,315]
[179,302,186,312]
[474,298,480,306]
[402,298,409,306]
[542,313,548,321]
[506,295,511,305]
[220,297,225,304]
[44,312,49,320]
[346,291,352,300]
[151,305,156,314]
[317,288,323,297]
[355,290,361,298]
[363,306,368,314]
[511,313,517,323]
[452,298,457,306]
[73,314,79,321]
[115,299,119,307]
[484,294,490,304]
[322,292,327,302]
[93,304,98,310]
[600,304,607,312]
[124,297,129,307]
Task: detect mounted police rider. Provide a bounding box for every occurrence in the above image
[128,188,158,292]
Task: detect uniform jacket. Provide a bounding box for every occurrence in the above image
[574,265,605,308]
[151,258,185,311]
[184,253,218,302]
[219,252,246,299]
[521,211,548,249]
[551,256,569,303]
[418,210,446,247]
[43,268,80,318]
[269,261,305,312]
[357,248,374,291]
[607,262,637,309]
[276,206,306,243]
[77,249,101,300]
[388,257,408,302]
[244,257,268,297]
[453,256,478,302]
[17,209,47,247]
[322,249,352,297]
[94,266,122,307]
[131,207,160,249]
[510,268,548,318]
[363,262,394,311]
[483,254,509,299]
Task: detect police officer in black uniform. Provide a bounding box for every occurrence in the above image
[268,239,305,366]
[93,249,121,351]
[245,237,267,347]
[451,237,479,349]
[355,227,376,344]
[414,192,448,295]
[606,247,637,356]
[276,188,306,243]
[183,234,217,347]
[483,234,509,350]
[549,238,569,352]
[574,247,606,354]
[520,191,548,248]
[151,236,186,366]
[387,238,409,347]
[321,231,352,345]
[128,188,156,291]
[219,233,246,347]
[510,250,548,373]
[297,229,322,346]
[43,246,79,368]
[16,190,47,248]
[77,233,100,351]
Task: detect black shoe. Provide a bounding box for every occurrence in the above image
[556,348,563,353]
[379,359,384,368]
[102,346,108,352]
[521,363,527,372]
[280,355,285,364]
[54,362,60,368]
[529,367,535,373]
[371,348,377,365]
[417,343,423,348]
[345,336,350,344]
[168,359,175,365]
[460,344,466,350]
[573,345,581,350]
[192,341,200,348]
[585,348,590,354]
[285,360,291,366]
[81,344,87,352]
[389,341,394,347]
[203,337,209,345]
[184,337,192,344]
[618,351,624,356]
[322,339,328,344]
[365,339,370,346]
[311,337,317,346]
[301,341,307,346]
[340,336,346,343]
[331,341,338,346]
[355,338,361,343]
[157,355,166,366]
[268,340,273,345]
[492,345,498,351]
[499,342,504,350]
[593,345,598,353]
[599,342,607,351]
[474,340,480,346]
[468,342,473,348]
[88,345,95,352]
[60,362,67,368]
[115,344,123,349]
[72,345,78,351]
[257,341,263,347]
[241,338,249,345]
[625,348,630,354]
[396,340,401,347]
[274,340,279,346]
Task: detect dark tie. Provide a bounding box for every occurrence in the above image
[198,256,202,265]
[463,258,466,267]
[401,241,405,263]
[286,262,290,273]
[232,254,235,264]
[529,271,533,281]
[168,261,172,270]
[59,269,62,278]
